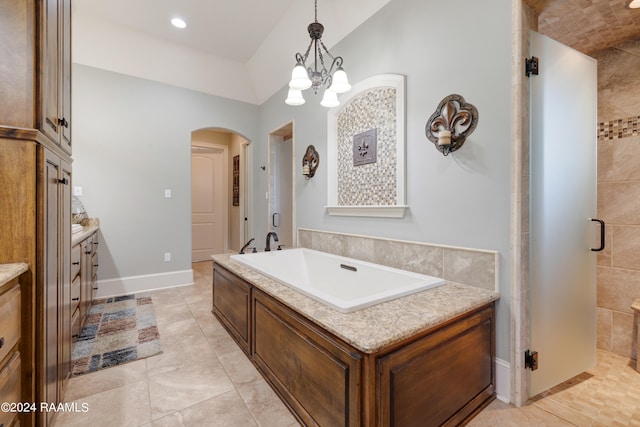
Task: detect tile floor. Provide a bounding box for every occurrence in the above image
[54,261,640,427]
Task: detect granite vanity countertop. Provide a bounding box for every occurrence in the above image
[72,218,100,246]
[212,253,500,354]
[0,263,29,288]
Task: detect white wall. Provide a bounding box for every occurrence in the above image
[72,64,259,289]
[255,0,513,360]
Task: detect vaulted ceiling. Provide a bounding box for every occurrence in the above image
[72,0,640,105]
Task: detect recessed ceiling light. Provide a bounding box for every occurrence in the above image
[171,17,187,29]
[626,0,640,8]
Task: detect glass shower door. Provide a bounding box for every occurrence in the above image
[530,30,598,396]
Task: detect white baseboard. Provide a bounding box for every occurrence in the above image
[95,269,194,298]
[495,357,510,403]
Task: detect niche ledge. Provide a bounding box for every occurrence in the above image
[325,205,408,218]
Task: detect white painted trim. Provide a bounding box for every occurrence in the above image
[326,74,407,217]
[95,269,194,298]
[495,357,511,403]
[325,205,408,218]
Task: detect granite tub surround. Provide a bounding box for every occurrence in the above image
[212,252,498,353]
[298,228,499,292]
[0,263,29,286]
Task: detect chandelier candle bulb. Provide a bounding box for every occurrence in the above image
[320,89,339,108]
[438,130,452,146]
[285,88,306,106]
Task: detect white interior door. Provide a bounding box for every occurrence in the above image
[192,148,226,261]
[530,31,598,396]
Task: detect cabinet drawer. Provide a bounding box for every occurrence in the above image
[71,243,81,279]
[0,285,21,364]
[0,352,21,427]
[71,275,81,312]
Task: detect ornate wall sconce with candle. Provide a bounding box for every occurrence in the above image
[302,145,319,179]
[426,94,478,156]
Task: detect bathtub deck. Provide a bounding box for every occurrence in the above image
[212,253,499,353]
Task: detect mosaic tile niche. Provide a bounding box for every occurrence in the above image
[336,88,397,206]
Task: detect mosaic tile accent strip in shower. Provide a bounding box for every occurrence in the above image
[598,116,640,141]
[336,87,397,206]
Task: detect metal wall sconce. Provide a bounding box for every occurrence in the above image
[302,145,319,179]
[426,94,478,156]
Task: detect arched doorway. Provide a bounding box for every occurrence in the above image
[191,128,251,261]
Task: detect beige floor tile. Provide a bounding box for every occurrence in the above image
[218,348,263,385]
[468,399,573,426]
[236,378,301,427]
[146,334,217,377]
[156,316,207,348]
[54,380,151,427]
[152,389,258,427]
[148,361,235,420]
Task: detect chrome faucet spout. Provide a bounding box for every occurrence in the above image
[239,237,255,254]
[265,232,279,251]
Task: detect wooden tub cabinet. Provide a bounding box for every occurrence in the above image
[212,262,496,427]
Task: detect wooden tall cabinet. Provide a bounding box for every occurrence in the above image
[0,0,73,425]
[39,0,73,154]
[39,147,72,426]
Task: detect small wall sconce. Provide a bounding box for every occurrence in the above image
[426,94,478,156]
[302,145,319,179]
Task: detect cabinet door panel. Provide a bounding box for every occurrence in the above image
[0,285,21,364]
[40,0,60,143]
[43,153,60,419]
[377,306,495,427]
[60,0,72,153]
[252,291,361,427]
[212,266,250,353]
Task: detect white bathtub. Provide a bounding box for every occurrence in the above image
[230,248,445,313]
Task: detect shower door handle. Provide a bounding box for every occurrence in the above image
[590,218,605,252]
[272,213,280,228]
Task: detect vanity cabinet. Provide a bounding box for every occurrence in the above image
[0,279,22,427]
[76,232,99,330]
[212,262,496,427]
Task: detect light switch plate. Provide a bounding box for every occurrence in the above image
[164,189,172,198]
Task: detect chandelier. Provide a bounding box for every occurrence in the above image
[285,0,351,107]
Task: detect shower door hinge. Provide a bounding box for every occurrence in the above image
[525,56,539,77]
[525,349,538,370]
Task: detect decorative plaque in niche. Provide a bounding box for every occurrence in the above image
[353,128,377,166]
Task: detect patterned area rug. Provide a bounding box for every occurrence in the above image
[71,293,163,376]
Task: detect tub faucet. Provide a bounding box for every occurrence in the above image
[239,237,254,254]
[265,232,279,251]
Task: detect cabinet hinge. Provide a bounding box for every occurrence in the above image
[525,349,538,371]
[525,56,539,77]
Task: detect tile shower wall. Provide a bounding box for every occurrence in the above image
[594,37,640,359]
[298,228,498,292]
